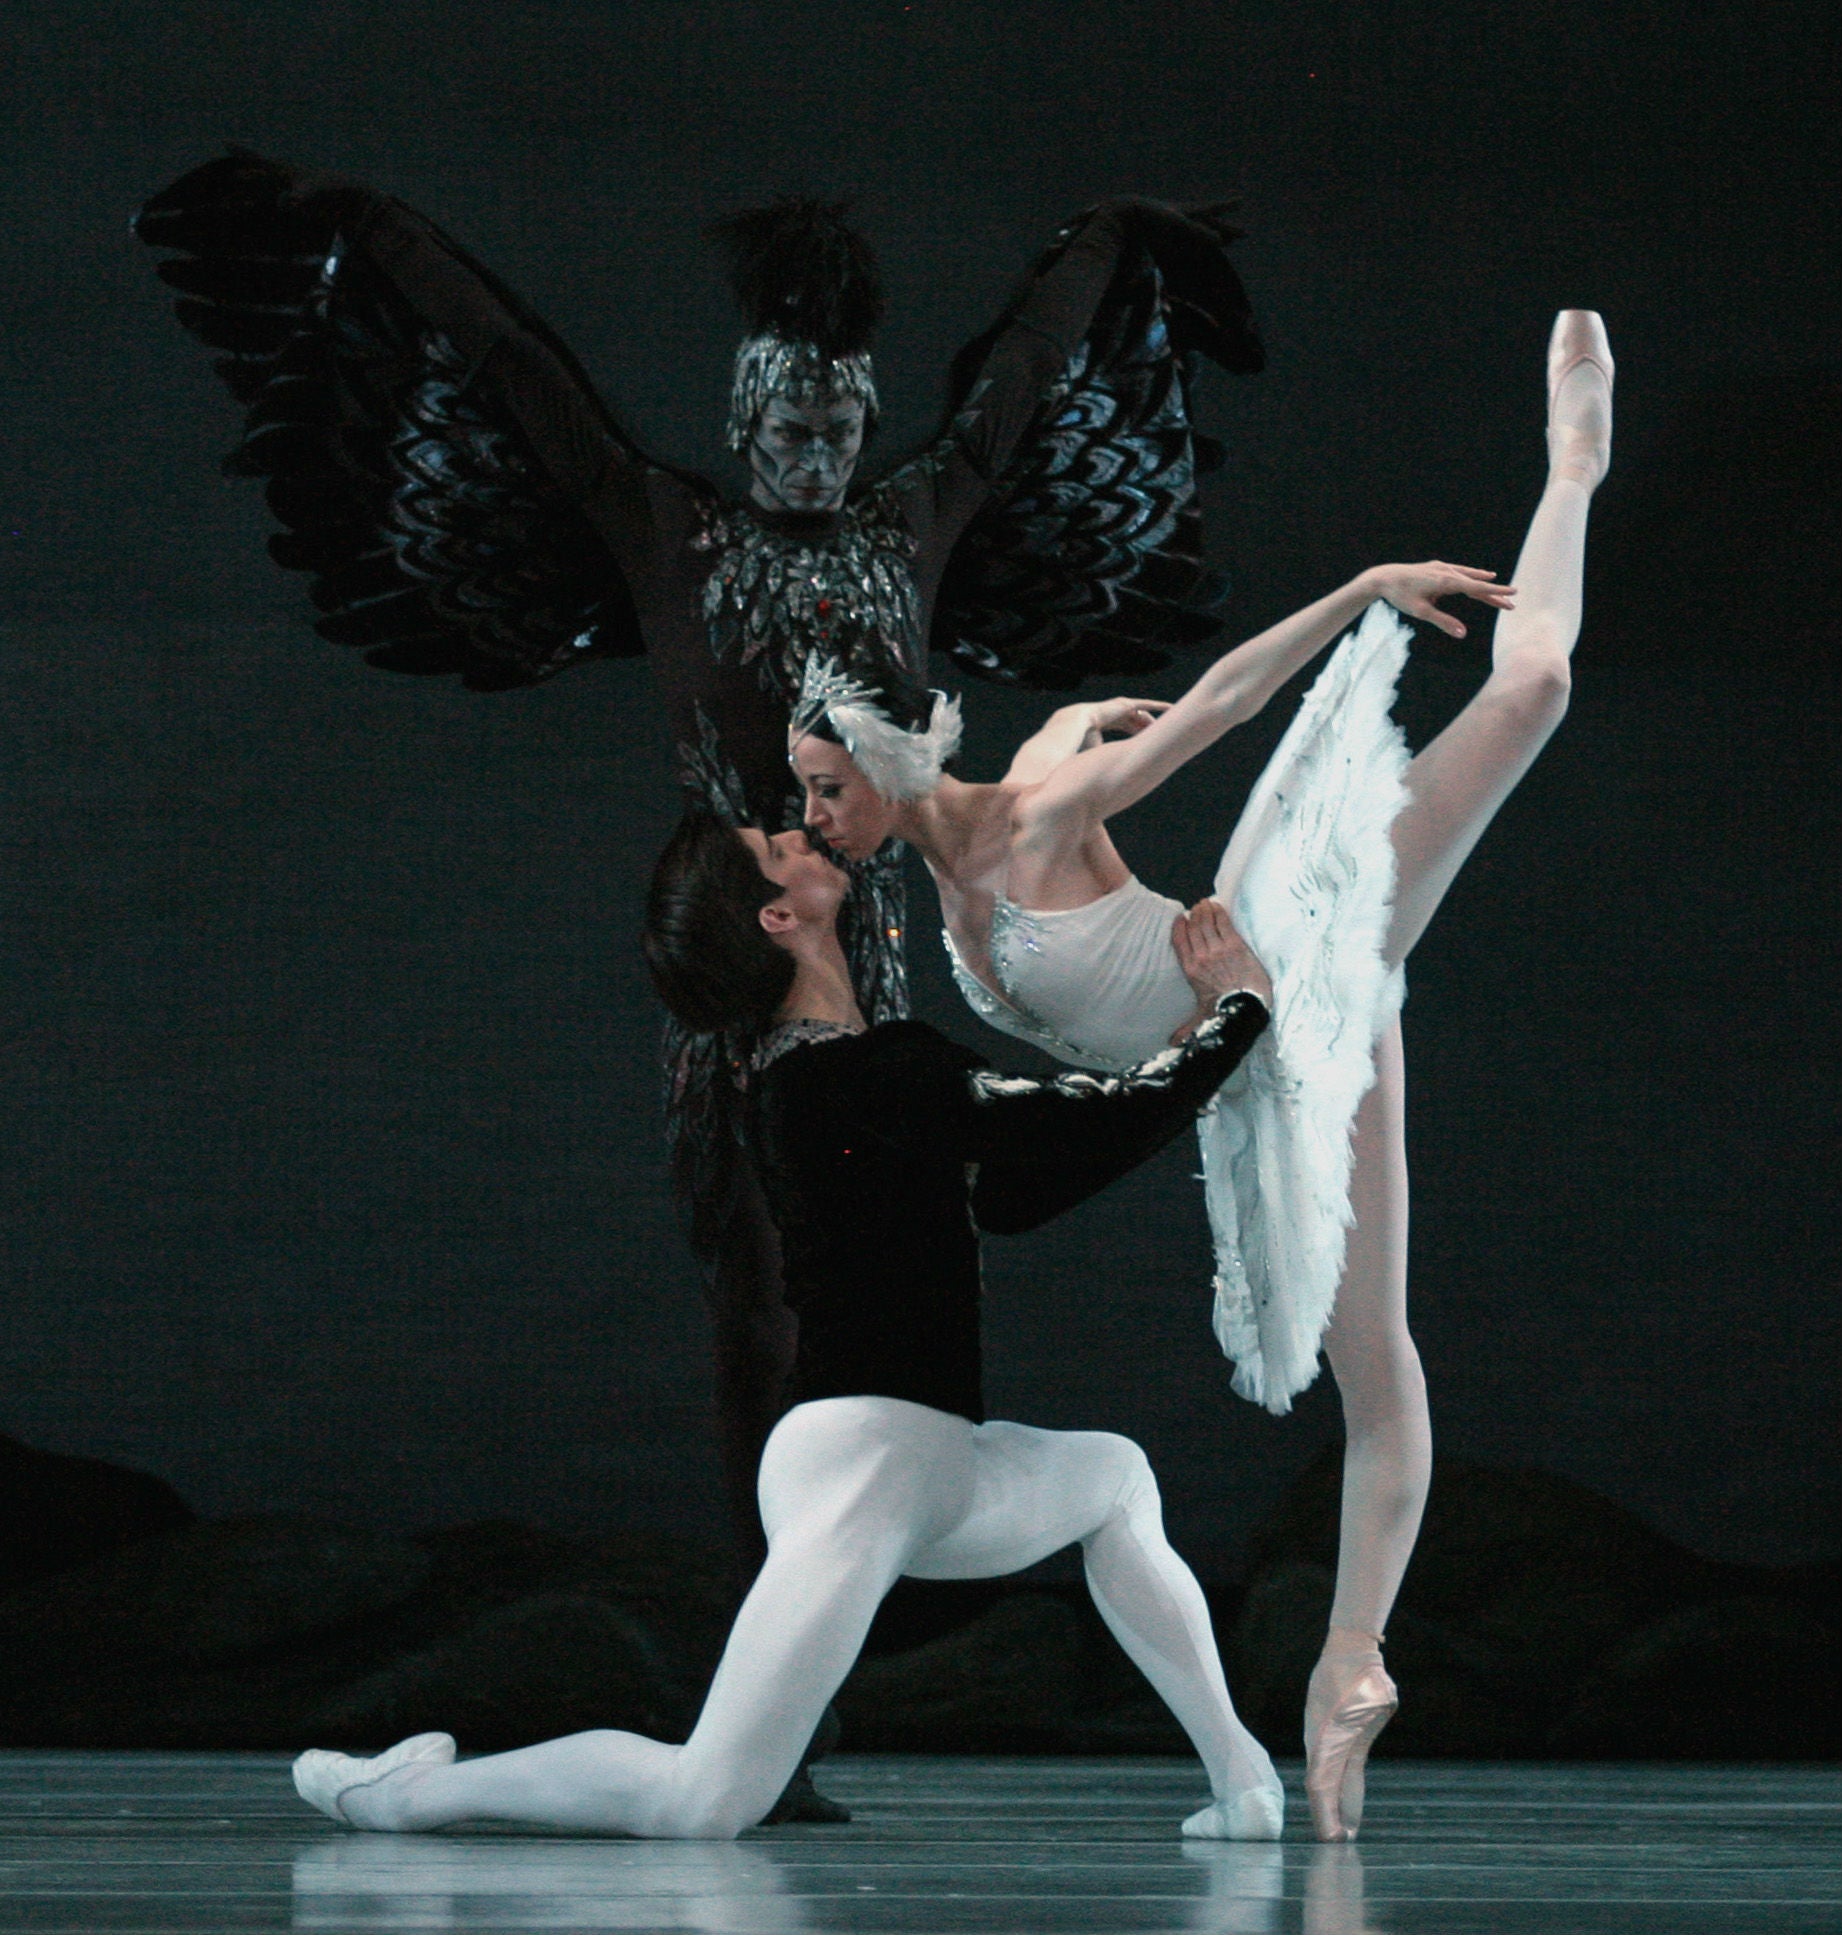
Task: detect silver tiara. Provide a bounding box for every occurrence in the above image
[726,333,879,452]
[788,654,962,802]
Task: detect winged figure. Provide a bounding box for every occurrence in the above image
[134,149,1263,1624]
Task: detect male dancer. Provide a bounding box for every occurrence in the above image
[290,814,1283,1840]
[136,160,1263,1587]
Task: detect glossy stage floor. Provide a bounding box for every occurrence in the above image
[0,1754,1834,1934]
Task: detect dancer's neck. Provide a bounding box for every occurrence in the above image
[774,936,867,1031]
[888,774,990,874]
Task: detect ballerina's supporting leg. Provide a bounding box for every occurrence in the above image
[1311,1019,1420,1844]
[1308,317,1612,1842]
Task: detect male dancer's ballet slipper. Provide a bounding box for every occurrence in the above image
[293,1731,456,1825]
[1303,1652,1398,1843]
[762,1702,852,1824]
[1181,1778,1286,1842]
[764,1764,853,1825]
[1546,309,1615,486]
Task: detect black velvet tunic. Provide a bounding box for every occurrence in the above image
[748,997,1269,1423]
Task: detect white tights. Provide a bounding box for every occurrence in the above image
[342,1396,1275,1838]
[1320,447,1595,1653]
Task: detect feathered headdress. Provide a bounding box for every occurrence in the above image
[709,197,883,451]
[789,655,963,802]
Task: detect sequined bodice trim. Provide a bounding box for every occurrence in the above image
[941,904,1101,1070]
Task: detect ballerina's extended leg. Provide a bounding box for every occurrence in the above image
[1307,312,1613,1841]
[1385,310,1611,964]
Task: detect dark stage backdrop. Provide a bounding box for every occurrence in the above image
[1,1,1835,1579]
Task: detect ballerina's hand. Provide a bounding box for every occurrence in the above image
[1082,697,1171,748]
[1169,897,1272,1042]
[1365,561,1517,639]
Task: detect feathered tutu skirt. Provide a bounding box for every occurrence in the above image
[1201,601,1411,1412]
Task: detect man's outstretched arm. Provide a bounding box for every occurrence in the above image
[962,988,1268,1235]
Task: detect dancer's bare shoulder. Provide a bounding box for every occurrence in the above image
[915,777,1027,987]
[914,776,1031,886]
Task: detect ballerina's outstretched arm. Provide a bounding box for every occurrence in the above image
[1013,562,1514,845]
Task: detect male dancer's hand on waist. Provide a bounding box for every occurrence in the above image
[1171,897,1272,1041]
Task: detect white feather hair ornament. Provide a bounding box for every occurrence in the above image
[788,655,963,802]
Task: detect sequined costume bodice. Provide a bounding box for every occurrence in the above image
[698,495,925,706]
[943,878,1197,1073]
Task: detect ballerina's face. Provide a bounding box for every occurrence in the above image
[749,395,867,514]
[793,733,898,862]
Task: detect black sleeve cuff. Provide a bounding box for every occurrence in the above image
[1201,989,1270,1037]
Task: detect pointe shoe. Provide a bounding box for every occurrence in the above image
[1181,1777,1286,1842]
[292,1731,456,1826]
[1304,1656,1397,1842]
[1546,309,1614,487]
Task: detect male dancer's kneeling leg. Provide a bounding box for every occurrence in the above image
[295,815,1280,1840]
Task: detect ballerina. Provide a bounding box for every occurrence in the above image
[293,812,1281,1840]
[787,312,1614,1840]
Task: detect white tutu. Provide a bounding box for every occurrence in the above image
[942,602,1412,1411]
[1201,602,1409,1411]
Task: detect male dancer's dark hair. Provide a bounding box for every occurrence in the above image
[643,813,795,1034]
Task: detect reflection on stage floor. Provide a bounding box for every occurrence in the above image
[0,1754,1834,1933]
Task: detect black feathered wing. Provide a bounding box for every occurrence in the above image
[136,150,701,691]
[912,203,1262,692]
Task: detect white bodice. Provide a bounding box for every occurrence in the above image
[942,876,1197,1073]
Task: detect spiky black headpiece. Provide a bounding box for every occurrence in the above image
[709,197,883,357]
[709,198,883,450]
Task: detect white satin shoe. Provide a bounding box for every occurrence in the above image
[293,1731,456,1826]
[1181,1776,1286,1841]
